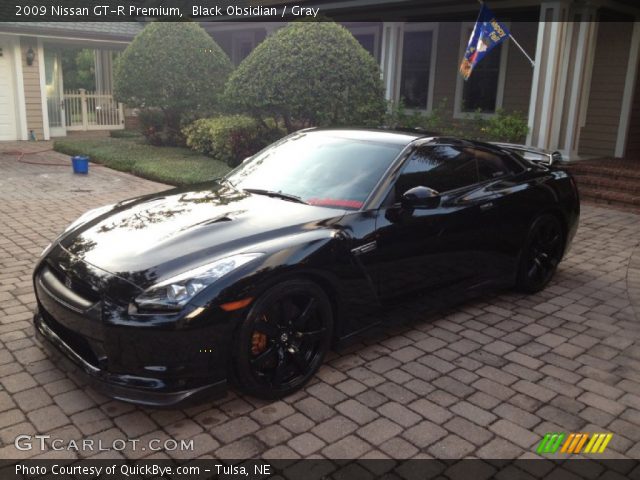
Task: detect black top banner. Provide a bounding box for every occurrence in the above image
[2,0,638,23]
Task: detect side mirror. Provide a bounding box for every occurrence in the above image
[401,186,441,209]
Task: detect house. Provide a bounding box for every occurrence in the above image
[0,22,142,141]
[203,0,640,161]
[1,0,639,163]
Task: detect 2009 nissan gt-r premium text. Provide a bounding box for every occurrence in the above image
[34,129,579,407]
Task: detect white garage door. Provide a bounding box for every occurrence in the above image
[0,38,18,141]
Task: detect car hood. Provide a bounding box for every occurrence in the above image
[59,183,344,289]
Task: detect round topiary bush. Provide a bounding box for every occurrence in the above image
[114,22,232,145]
[225,22,386,133]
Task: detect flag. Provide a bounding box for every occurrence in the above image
[459,3,510,80]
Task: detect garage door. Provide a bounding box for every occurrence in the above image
[0,38,18,141]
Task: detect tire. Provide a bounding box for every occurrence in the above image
[516,214,564,293]
[233,278,333,399]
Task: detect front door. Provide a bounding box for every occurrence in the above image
[44,49,66,137]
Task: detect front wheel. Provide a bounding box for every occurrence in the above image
[516,214,564,293]
[233,279,333,399]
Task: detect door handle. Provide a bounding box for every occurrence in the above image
[351,241,377,256]
[480,201,494,211]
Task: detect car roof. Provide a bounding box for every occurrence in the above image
[304,128,430,146]
[305,128,485,149]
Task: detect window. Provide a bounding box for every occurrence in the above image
[232,32,256,65]
[472,148,521,181]
[349,25,380,61]
[395,146,478,196]
[353,33,376,58]
[399,30,433,109]
[455,25,508,116]
[227,132,404,210]
[462,43,502,112]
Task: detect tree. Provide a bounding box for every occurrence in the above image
[61,49,96,91]
[225,22,386,133]
[114,22,232,144]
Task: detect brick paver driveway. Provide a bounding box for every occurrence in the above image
[1,143,639,460]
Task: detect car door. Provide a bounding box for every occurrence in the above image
[373,144,487,300]
[462,146,532,283]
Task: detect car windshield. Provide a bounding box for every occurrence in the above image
[225,131,405,210]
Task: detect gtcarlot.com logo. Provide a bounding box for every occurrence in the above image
[14,435,194,452]
[537,432,613,455]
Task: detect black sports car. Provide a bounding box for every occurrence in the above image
[33,129,579,406]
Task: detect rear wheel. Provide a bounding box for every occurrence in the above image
[516,214,564,293]
[233,279,333,399]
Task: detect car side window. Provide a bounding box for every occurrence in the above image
[395,145,479,197]
[470,147,520,181]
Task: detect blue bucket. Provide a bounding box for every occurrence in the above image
[71,156,89,174]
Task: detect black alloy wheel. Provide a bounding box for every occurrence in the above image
[234,279,333,399]
[517,214,564,293]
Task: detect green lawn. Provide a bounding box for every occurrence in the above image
[53,136,231,186]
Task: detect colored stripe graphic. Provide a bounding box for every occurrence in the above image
[537,433,565,454]
[574,433,590,453]
[538,433,613,454]
[561,433,588,453]
[584,433,613,454]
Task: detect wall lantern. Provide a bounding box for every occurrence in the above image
[26,47,35,66]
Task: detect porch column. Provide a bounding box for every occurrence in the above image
[560,9,598,159]
[526,2,597,159]
[615,21,640,158]
[380,22,403,102]
[94,49,113,93]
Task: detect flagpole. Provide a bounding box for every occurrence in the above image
[508,34,536,67]
[476,0,535,67]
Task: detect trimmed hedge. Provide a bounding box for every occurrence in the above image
[114,22,232,145]
[183,115,285,166]
[225,22,386,132]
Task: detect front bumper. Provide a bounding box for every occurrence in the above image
[34,311,227,408]
[32,247,238,408]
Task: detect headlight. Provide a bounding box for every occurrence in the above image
[134,253,263,313]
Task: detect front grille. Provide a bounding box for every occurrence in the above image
[47,263,101,304]
[40,306,101,368]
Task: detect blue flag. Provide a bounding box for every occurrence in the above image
[460,3,510,80]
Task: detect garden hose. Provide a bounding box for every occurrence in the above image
[1,148,104,167]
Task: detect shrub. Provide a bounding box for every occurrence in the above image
[225,22,386,133]
[114,22,232,145]
[137,109,169,146]
[384,100,428,130]
[482,109,529,143]
[183,115,285,166]
[385,100,529,144]
[385,98,458,134]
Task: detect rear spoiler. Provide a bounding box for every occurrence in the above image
[490,142,562,166]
